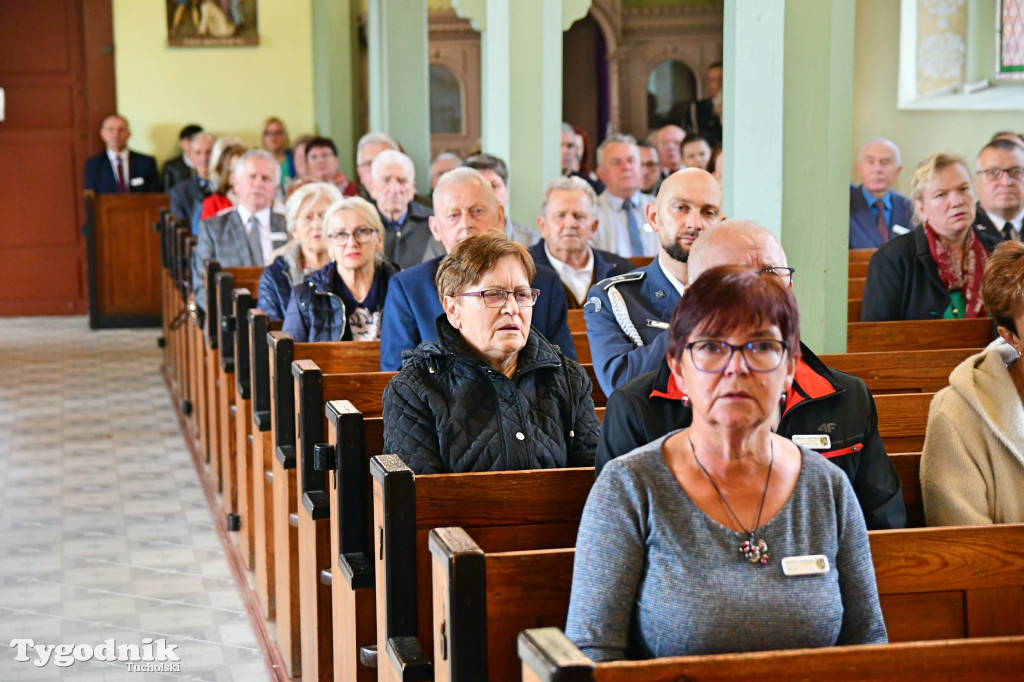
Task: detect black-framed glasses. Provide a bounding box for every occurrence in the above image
[760,266,795,283]
[684,339,789,373]
[327,227,377,246]
[457,288,540,308]
[979,166,1024,182]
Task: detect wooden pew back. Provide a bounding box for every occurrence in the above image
[431,523,1024,681]
[847,318,993,353]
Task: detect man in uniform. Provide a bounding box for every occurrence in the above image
[595,219,907,530]
[583,167,723,396]
[973,137,1024,242]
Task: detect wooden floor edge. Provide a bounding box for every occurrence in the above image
[161,366,297,682]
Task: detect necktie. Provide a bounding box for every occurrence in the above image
[873,199,888,244]
[247,215,264,265]
[116,157,127,193]
[622,198,644,257]
[1004,222,1015,241]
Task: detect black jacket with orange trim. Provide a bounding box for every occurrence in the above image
[596,342,907,530]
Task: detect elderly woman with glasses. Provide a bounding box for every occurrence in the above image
[862,151,1003,321]
[382,232,599,474]
[566,265,887,661]
[281,196,399,342]
[258,182,342,320]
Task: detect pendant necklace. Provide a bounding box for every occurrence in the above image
[689,434,774,566]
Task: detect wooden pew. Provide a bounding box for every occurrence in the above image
[848,260,870,278]
[847,318,993,353]
[873,392,933,454]
[849,248,875,263]
[818,347,968,394]
[517,629,1024,681]
[230,285,258,568]
[849,277,866,299]
[568,309,585,334]
[891,453,922,528]
[370,456,595,682]
[628,256,652,268]
[293,365,396,682]
[848,298,861,322]
[430,523,1024,681]
[267,336,381,677]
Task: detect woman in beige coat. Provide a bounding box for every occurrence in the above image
[921,240,1024,526]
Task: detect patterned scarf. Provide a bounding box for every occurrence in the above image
[922,222,988,318]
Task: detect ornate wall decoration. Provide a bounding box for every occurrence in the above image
[917,0,966,95]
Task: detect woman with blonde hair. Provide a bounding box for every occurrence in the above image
[282,196,398,342]
[861,151,1002,321]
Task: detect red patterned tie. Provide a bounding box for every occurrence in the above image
[116,157,127,193]
[874,199,888,244]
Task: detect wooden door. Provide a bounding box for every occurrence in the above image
[0,0,111,316]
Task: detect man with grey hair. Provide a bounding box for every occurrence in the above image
[379,167,575,370]
[593,133,658,257]
[531,176,635,308]
[849,137,913,248]
[369,149,438,269]
[596,218,907,530]
[355,131,400,198]
[191,148,286,307]
[429,152,463,190]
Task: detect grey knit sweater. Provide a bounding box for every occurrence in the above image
[565,432,887,661]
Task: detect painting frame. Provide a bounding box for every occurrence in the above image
[166,0,259,47]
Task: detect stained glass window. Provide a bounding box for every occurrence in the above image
[999,0,1024,78]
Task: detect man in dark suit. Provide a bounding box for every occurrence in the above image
[169,131,214,228]
[687,61,723,148]
[973,138,1024,243]
[369,149,439,269]
[849,138,913,249]
[162,123,203,192]
[531,176,635,308]
[380,167,575,371]
[84,114,161,194]
[191,149,286,308]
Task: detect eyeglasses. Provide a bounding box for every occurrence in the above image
[327,227,376,245]
[684,339,789,373]
[760,266,795,283]
[641,161,660,169]
[457,288,540,308]
[979,166,1024,182]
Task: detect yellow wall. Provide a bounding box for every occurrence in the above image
[852,0,1022,194]
[112,0,315,163]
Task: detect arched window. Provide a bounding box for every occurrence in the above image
[429,64,463,135]
[646,59,697,130]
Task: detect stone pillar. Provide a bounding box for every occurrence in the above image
[367,0,431,192]
[723,0,855,352]
[453,0,591,225]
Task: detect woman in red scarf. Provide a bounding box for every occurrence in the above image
[861,152,1003,321]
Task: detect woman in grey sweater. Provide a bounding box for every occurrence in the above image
[565,266,887,661]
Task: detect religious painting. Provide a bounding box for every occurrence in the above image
[167,0,259,47]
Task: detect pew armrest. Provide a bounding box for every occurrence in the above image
[253,410,271,431]
[276,445,296,469]
[384,636,432,682]
[301,491,330,520]
[517,628,594,682]
[338,552,375,590]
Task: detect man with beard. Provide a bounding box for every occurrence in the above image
[583,168,723,396]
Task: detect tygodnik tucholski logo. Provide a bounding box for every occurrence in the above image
[10,637,182,672]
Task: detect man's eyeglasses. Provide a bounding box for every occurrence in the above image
[760,266,795,283]
[979,166,1024,182]
[327,227,377,246]
[457,288,540,308]
[684,339,789,373]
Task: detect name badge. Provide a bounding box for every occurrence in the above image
[646,319,669,330]
[892,224,910,236]
[791,434,831,450]
[782,555,830,576]
[269,231,288,241]
[130,177,144,187]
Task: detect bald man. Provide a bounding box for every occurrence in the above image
[583,168,724,396]
[849,138,913,249]
[379,167,575,371]
[596,219,907,530]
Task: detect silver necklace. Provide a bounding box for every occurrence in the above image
[689,434,774,566]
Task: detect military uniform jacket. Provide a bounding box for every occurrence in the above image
[583,259,681,397]
[596,343,907,530]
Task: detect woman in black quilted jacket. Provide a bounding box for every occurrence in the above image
[382,232,599,473]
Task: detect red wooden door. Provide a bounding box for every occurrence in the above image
[0,0,90,315]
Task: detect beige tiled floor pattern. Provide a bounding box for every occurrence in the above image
[0,317,271,681]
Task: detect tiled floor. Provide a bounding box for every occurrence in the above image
[0,317,271,681]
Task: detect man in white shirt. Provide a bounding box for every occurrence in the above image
[593,134,658,258]
[191,149,286,308]
[84,114,161,194]
[530,177,635,308]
